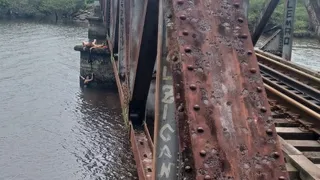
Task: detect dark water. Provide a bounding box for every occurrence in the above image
[0,20,137,180]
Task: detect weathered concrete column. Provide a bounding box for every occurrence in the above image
[282,0,297,61]
[74,46,115,89]
[74,0,115,89]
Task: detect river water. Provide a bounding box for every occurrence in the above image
[0,20,319,180]
[0,20,137,180]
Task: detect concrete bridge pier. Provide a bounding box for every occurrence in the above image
[74,1,115,89]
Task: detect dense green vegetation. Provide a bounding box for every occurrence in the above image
[0,0,93,20]
[0,0,312,33]
[249,0,310,33]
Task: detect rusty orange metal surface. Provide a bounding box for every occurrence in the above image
[164,0,289,179]
[130,122,153,180]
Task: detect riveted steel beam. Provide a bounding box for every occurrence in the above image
[152,1,179,179]
[128,0,149,97]
[164,0,290,179]
[106,0,119,53]
[129,0,159,126]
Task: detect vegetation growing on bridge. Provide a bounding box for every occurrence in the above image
[0,0,94,21]
[0,0,312,34]
[249,0,310,34]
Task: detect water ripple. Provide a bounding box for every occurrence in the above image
[0,20,137,180]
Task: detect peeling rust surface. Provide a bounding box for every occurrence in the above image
[130,123,153,180]
[164,0,289,179]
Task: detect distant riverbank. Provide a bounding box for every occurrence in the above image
[0,0,94,24]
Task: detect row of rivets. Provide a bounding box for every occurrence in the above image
[235,2,285,179]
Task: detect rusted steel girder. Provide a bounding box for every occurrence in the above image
[106,0,119,53]
[251,0,280,46]
[129,0,159,125]
[152,0,179,179]
[128,0,148,97]
[164,0,289,179]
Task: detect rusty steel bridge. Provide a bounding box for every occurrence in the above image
[82,0,320,179]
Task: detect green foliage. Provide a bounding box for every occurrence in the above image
[0,0,86,17]
[249,0,310,32]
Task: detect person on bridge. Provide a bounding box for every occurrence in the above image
[80,73,94,86]
[82,39,108,52]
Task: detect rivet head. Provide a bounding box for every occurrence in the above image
[238,34,248,39]
[184,46,192,53]
[278,176,286,180]
[204,175,211,179]
[177,0,184,5]
[257,87,262,92]
[187,65,194,70]
[189,84,197,90]
[247,50,253,55]
[238,18,244,23]
[233,2,240,8]
[172,55,178,62]
[193,105,200,111]
[266,129,273,135]
[182,30,189,36]
[180,15,187,20]
[197,127,204,133]
[272,152,280,158]
[178,104,184,112]
[260,107,267,113]
[250,68,257,73]
[200,150,206,157]
[184,165,191,172]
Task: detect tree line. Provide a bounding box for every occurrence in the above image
[0,0,94,21]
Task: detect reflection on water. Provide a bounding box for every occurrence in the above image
[0,20,319,180]
[0,20,136,180]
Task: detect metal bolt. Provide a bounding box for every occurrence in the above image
[237,18,244,23]
[172,55,178,62]
[272,152,280,158]
[260,107,267,113]
[257,87,262,92]
[250,68,257,73]
[204,175,211,179]
[180,15,187,20]
[266,129,273,135]
[178,104,184,112]
[200,150,206,157]
[185,165,191,172]
[189,84,197,90]
[184,46,192,53]
[187,65,194,70]
[193,105,200,111]
[177,0,184,5]
[238,34,248,39]
[182,30,189,36]
[247,50,253,55]
[278,176,286,180]
[197,127,204,133]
